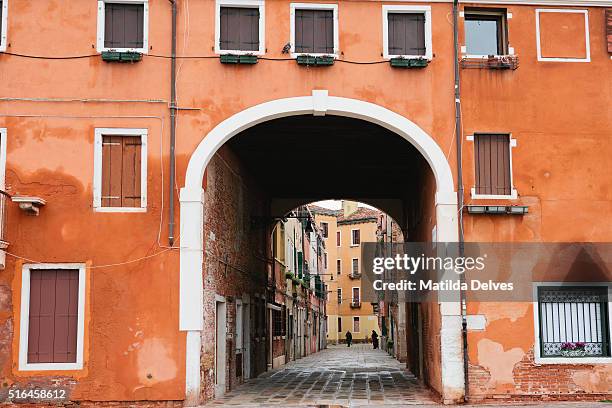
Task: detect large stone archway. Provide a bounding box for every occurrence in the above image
[179,90,463,404]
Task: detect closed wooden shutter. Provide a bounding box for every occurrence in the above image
[102,135,142,208]
[104,3,144,49]
[219,7,259,51]
[353,287,360,303]
[295,9,334,54]
[27,269,79,364]
[474,134,511,196]
[388,13,426,56]
[606,9,612,53]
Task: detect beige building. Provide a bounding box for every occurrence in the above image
[311,201,381,343]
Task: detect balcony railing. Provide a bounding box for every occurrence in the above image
[350,301,361,308]
[0,190,9,249]
[349,272,361,279]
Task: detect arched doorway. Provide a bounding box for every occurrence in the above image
[179,90,463,404]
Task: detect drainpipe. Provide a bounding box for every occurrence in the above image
[168,0,177,246]
[452,0,469,402]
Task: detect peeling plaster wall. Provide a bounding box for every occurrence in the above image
[466,302,612,401]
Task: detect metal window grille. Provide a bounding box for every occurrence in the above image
[538,286,610,357]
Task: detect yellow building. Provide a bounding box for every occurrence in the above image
[311,201,381,343]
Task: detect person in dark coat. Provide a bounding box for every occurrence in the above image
[345,330,353,347]
[371,330,379,349]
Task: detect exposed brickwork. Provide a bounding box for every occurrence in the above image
[200,148,270,402]
[468,348,612,402]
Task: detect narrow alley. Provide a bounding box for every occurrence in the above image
[206,344,436,407]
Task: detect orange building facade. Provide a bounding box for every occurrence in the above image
[0,0,610,405]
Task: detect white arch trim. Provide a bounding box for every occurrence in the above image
[180,90,463,405]
[183,90,455,201]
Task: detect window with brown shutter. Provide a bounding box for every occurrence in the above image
[101,135,142,208]
[294,9,334,54]
[387,13,426,56]
[219,6,260,52]
[104,2,145,49]
[606,9,612,53]
[27,269,79,364]
[320,222,329,238]
[474,134,512,196]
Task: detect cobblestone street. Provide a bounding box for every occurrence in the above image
[207,344,437,406]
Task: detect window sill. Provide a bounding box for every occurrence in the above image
[470,188,518,200]
[217,49,265,56]
[534,356,612,365]
[291,52,338,59]
[94,207,147,213]
[19,362,84,371]
[99,48,148,54]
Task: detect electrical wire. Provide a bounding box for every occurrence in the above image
[5,248,174,269]
[2,51,391,64]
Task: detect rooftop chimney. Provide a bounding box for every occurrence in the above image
[342,200,358,217]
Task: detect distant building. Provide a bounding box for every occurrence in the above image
[311,201,381,344]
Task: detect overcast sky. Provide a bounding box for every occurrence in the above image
[313,200,375,210]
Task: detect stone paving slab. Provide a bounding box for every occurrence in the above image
[204,344,611,408]
[205,344,436,407]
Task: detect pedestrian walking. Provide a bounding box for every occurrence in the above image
[371,330,379,349]
[345,330,352,347]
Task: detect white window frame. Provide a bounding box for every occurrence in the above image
[0,128,7,189]
[535,9,590,63]
[382,5,432,61]
[337,287,342,304]
[336,230,341,247]
[532,282,612,365]
[336,258,341,275]
[19,263,87,371]
[0,0,8,53]
[351,228,360,246]
[352,257,359,277]
[93,128,148,213]
[290,3,339,59]
[215,0,266,56]
[353,316,360,333]
[467,133,518,200]
[352,286,360,303]
[320,221,329,238]
[461,8,514,59]
[97,0,149,54]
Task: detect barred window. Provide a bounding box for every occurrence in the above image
[537,286,610,358]
[272,307,286,337]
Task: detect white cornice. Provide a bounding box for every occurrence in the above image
[460,0,611,7]
[376,0,612,6]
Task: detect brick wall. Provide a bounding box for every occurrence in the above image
[468,348,612,402]
[200,147,270,402]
